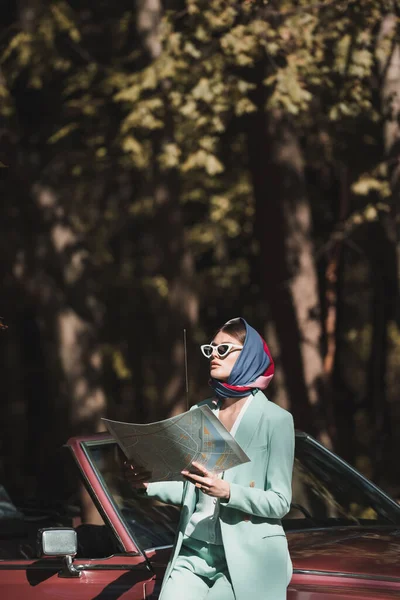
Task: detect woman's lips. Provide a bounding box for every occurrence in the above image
[210,361,219,368]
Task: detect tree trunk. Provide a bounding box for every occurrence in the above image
[248,106,330,444]
[375,12,400,488]
[135,0,199,419]
[365,222,395,483]
[330,245,356,464]
[33,184,107,435]
[325,166,352,459]
[323,165,349,380]
[377,14,400,267]
[0,320,29,499]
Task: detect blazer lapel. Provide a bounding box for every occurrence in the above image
[203,393,265,483]
[233,390,265,453]
[182,480,197,518]
[221,391,266,484]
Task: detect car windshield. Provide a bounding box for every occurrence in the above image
[82,433,400,553]
[287,434,400,528]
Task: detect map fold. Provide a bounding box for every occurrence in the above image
[102,405,250,482]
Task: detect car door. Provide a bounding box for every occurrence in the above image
[70,434,181,599]
[0,554,154,600]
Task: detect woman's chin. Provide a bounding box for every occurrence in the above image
[210,369,227,381]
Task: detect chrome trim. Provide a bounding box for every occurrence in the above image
[0,562,150,571]
[145,544,173,553]
[58,555,81,578]
[77,563,151,572]
[83,438,116,447]
[293,569,400,584]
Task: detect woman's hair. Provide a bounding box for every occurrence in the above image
[217,317,246,344]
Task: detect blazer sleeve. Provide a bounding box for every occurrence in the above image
[145,481,184,506]
[221,411,294,519]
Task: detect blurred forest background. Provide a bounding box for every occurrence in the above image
[1,0,400,510]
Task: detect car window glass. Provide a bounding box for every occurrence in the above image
[84,440,180,551]
[286,436,398,527]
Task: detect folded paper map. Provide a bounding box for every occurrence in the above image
[102,405,250,482]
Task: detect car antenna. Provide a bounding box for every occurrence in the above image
[184,328,189,412]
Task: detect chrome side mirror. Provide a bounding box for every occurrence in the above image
[37,528,81,578]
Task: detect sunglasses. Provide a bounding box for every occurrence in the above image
[200,343,243,359]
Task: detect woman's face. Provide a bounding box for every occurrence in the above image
[209,331,243,382]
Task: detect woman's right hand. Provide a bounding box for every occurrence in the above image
[123,461,151,490]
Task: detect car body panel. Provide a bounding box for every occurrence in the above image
[288,527,400,599]
[0,555,154,600]
[143,534,400,599]
[288,573,400,600]
[288,527,400,579]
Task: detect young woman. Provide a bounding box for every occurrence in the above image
[126,317,294,600]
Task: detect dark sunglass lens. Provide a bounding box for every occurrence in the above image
[203,346,213,357]
[217,344,229,357]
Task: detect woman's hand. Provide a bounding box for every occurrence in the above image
[181,462,230,500]
[123,461,151,490]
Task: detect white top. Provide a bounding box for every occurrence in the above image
[184,395,253,545]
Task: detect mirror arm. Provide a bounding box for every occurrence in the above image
[58,555,81,578]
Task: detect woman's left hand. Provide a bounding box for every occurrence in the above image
[181,462,230,500]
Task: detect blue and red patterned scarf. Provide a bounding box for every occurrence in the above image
[210,317,274,400]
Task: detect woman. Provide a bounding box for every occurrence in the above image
[126,317,294,600]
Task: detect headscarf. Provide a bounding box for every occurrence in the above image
[210,317,274,400]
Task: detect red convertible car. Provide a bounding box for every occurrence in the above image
[0,431,399,599]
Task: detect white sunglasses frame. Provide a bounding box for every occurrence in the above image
[200,343,243,359]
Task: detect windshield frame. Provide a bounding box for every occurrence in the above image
[67,435,144,556]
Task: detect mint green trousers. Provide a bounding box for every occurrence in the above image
[160,536,235,600]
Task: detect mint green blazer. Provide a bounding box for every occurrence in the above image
[147,390,295,600]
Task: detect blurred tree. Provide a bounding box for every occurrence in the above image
[1,0,400,501]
